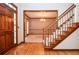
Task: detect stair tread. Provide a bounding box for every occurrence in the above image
[67,27,74,29]
[55,39,62,41]
[52,40,60,44]
[62,31,70,35]
[53,38,62,40]
[69,23,79,28]
[58,35,66,38]
[72,23,79,26]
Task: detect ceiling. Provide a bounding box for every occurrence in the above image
[24,10,58,19]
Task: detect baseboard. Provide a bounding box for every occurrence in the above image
[52,49,79,51]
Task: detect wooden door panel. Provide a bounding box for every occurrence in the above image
[0,15,6,30]
[5,17,14,49]
[0,32,5,52]
[0,5,5,14]
[10,32,14,47]
[6,32,14,49]
[8,17,14,31]
[0,4,14,54]
[5,32,11,49]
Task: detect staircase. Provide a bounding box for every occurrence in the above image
[43,4,79,50]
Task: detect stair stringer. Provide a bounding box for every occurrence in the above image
[53,28,79,49]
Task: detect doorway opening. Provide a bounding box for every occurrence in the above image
[23,10,58,44]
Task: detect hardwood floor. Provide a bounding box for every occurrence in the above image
[5,43,79,55]
[25,35,43,43]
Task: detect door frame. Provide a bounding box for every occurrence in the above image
[23,10,58,43]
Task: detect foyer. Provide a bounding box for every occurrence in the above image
[0,3,79,55]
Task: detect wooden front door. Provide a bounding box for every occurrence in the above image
[0,3,14,54]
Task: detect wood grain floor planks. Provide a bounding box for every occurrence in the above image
[5,43,79,55]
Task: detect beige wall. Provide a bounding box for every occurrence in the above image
[29,19,56,34]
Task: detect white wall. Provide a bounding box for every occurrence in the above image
[15,3,78,44]
[54,28,79,49]
[75,3,79,22]
[14,4,24,44]
[21,3,72,16]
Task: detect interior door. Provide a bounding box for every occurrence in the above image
[0,3,15,54]
[0,15,6,52]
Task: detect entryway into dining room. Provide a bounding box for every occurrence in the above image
[23,10,58,46]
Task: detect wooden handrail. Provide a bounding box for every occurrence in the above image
[43,4,76,31]
[58,4,76,20]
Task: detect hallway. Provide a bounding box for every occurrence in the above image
[5,43,79,55]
